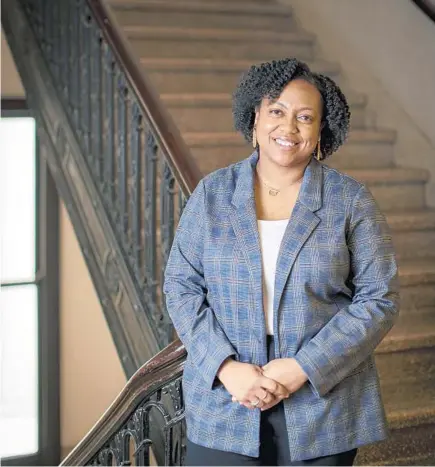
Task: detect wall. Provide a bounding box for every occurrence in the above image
[59,204,127,457]
[1,29,127,459]
[281,0,435,206]
[1,32,25,97]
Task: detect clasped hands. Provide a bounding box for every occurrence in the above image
[217,358,308,411]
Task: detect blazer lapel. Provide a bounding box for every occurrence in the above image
[228,154,324,340]
[229,152,265,340]
[273,159,323,331]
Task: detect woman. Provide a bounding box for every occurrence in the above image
[163,58,399,466]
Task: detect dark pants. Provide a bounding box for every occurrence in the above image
[185,336,358,466]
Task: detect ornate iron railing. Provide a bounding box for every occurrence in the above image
[61,341,187,466]
[2,0,202,376]
[2,0,201,460]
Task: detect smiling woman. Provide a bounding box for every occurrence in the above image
[163,58,399,466]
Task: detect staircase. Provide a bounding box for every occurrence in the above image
[107,0,435,464]
[3,0,434,463]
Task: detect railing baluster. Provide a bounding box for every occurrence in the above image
[160,161,176,345]
[90,27,102,179]
[52,0,60,85]
[116,77,128,243]
[130,104,142,281]
[102,46,116,207]
[79,9,90,153]
[96,35,104,182]
[63,2,71,105]
[144,131,158,320]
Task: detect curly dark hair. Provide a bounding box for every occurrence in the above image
[232,58,350,160]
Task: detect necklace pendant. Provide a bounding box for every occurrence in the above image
[269,189,279,196]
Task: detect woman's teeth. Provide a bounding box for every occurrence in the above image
[275,138,298,148]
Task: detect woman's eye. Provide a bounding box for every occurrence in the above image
[269,109,283,116]
[298,115,313,122]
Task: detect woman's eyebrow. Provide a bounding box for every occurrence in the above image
[267,100,316,112]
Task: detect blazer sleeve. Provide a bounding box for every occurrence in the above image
[163,179,238,389]
[293,184,400,398]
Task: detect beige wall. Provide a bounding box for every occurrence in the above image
[282,0,435,206]
[1,29,127,457]
[59,203,126,456]
[1,31,25,97]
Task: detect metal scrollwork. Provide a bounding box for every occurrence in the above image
[88,375,185,466]
[103,249,122,304]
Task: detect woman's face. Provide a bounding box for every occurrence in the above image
[254,79,323,168]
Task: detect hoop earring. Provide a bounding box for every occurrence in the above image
[252,128,257,148]
[316,138,322,161]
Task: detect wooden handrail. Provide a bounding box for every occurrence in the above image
[61,339,187,465]
[86,0,202,196]
[412,0,435,22]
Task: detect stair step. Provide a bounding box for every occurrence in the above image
[342,166,428,185]
[142,58,341,94]
[357,382,435,465]
[386,210,435,261]
[359,308,435,464]
[383,380,435,423]
[184,133,424,210]
[394,229,435,261]
[126,25,315,61]
[386,209,435,231]
[124,26,314,61]
[162,91,369,133]
[376,344,435,390]
[378,309,435,353]
[185,129,396,169]
[141,57,340,72]
[125,25,314,43]
[110,0,291,15]
[111,0,295,31]
[162,91,368,108]
[399,259,435,311]
[399,259,435,287]
[375,309,435,388]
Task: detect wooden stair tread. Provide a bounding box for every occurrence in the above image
[399,259,435,286]
[386,209,435,231]
[124,25,315,43]
[378,309,435,353]
[109,0,293,16]
[140,57,340,74]
[183,129,397,145]
[160,91,368,108]
[383,379,435,428]
[342,167,429,184]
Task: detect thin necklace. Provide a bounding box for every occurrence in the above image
[256,170,304,196]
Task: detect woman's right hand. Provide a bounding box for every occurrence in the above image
[217,358,290,409]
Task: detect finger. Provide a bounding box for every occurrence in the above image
[261,396,284,412]
[275,383,291,399]
[254,389,269,402]
[256,375,279,394]
[257,376,290,398]
[258,391,274,405]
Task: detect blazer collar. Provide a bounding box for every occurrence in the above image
[231,151,323,213]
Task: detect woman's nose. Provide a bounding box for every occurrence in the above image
[282,116,298,134]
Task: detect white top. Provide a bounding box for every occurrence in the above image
[257,219,289,335]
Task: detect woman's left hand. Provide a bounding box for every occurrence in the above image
[231,359,309,410]
[261,358,308,395]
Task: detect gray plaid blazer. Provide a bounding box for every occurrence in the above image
[163,152,400,461]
